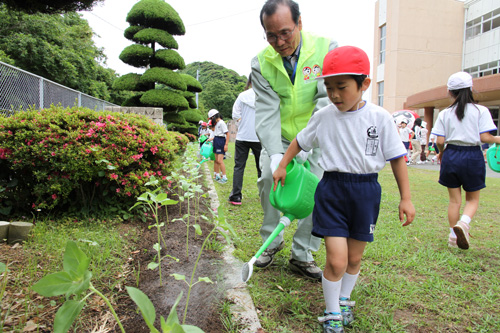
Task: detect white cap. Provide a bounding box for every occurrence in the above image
[447,72,473,90]
[208,109,219,118]
[421,121,427,128]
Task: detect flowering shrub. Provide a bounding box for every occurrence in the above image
[0,105,188,216]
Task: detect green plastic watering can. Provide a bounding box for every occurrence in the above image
[242,158,320,282]
[487,143,500,173]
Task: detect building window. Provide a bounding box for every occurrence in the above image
[466,8,500,39]
[378,81,384,107]
[379,25,386,64]
[464,60,499,78]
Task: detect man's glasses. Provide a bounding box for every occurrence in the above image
[264,25,296,44]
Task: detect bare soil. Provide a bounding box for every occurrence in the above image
[116,197,227,333]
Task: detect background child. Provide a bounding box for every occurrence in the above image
[431,71,500,250]
[207,109,229,184]
[398,119,413,164]
[410,118,423,164]
[272,46,415,333]
[198,122,209,148]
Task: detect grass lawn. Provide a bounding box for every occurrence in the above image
[213,142,500,332]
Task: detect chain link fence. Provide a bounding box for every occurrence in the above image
[0,61,117,117]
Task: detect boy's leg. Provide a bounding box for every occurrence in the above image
[447,187,462,228]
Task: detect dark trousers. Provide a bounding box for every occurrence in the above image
[229,140,262,201]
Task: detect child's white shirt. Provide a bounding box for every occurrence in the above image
[296,102,407,174]
[399,127,412,142]
[213,119,228,137]
[431,103,497,146]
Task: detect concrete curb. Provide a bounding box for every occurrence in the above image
[201,164,263,332]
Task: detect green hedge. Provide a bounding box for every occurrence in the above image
[0,106,188,217]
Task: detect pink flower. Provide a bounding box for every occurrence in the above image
[52,194,57,200]
[143,171,149,177]
[126,192,132,196]
[150,146,158,155]
[110,173,118,180]
[51,152,56,156]
[116,188,120,193]
[132,154,143,161]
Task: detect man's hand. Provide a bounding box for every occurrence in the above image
[270,153,283,171]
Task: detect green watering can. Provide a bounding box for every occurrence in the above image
[198,141,215,168]
[241,158,320,282]
[487,143,500,173]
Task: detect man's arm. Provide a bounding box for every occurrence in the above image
[252,56,284,156]
[232,95,242,121]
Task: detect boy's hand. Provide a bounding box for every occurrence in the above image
[224,143,228,152]
[399,198,415,226]
[272,166,287,191]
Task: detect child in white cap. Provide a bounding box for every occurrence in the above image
[431,71,500,249]
[398,119,413,164]
[207,109,229,183]
[272,46,415,332]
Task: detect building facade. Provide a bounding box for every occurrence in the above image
[373,0,500,136]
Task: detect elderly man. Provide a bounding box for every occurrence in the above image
[251,0,337,281]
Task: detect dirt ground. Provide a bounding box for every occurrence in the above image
[116,197,228,332]
[0,182,228,333]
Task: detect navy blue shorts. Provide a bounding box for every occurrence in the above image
[312,172,381,242]
[403,141,410,149]
[213,136,226,155]
[439,144,485,192]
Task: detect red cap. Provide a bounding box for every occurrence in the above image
[316,46,370,79]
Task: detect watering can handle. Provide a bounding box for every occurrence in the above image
[254,215,293,259]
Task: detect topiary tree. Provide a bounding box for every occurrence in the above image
[113,0,203,135]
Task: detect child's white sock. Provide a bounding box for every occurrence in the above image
[450,228,456,238]
[214,172,217,178]
[460,215,471,225]
[339,271,359,299]
[322,273,341,314]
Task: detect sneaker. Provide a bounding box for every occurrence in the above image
[448,235,458,248]
[217,177,228,184]
[288,258,322,281]
[255,241,284,268]
[214,175,221,181]
[339,298,355,326]
[318,312,344,333]
[453,220,470,250]
[229,197,241,205]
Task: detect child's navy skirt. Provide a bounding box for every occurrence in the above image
[439,144,485,192]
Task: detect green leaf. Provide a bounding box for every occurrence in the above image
[53,300,85,333]
[192,224,202,236]
[63,241,90,278]
[181,324,205,333]
[0,262,6,273]
[165,292,183,327]
[98,171,105,177]
[153,243,161,252]
[32,271,74,297]
[170,273,186,281]
[197,277,213,284]
[126,287,159,333]
[106,164,116,170]
[147,262,159,270]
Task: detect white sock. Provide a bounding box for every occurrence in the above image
[322,273,341,314]
[214,172,217,177]
[460,215,471,225]
[339,271,359,299]
[450,228,456,238]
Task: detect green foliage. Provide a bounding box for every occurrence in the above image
[119,44,154,68]
[124,25,144,40]
[141,67,187,91]
[179,109,203,123]
[112,73,151,91]
[126,0,185,36]
[140,89,189,111]
[0,0,102,14]
[180,73,203,93]
[0,7,117,100]
[181,62,247,119]
[0,105,188,217]
[33,240,126,333]
[115,0,202,136]
[154,49,185,69]
[133,28,179,50]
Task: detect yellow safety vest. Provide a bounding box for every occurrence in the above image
[257,32,331,141]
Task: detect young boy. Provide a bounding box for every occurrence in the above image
[199,122,209,148]
[207,109,229,183]
[272,46,415,333]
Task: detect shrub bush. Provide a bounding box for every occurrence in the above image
[0,105,188,217]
